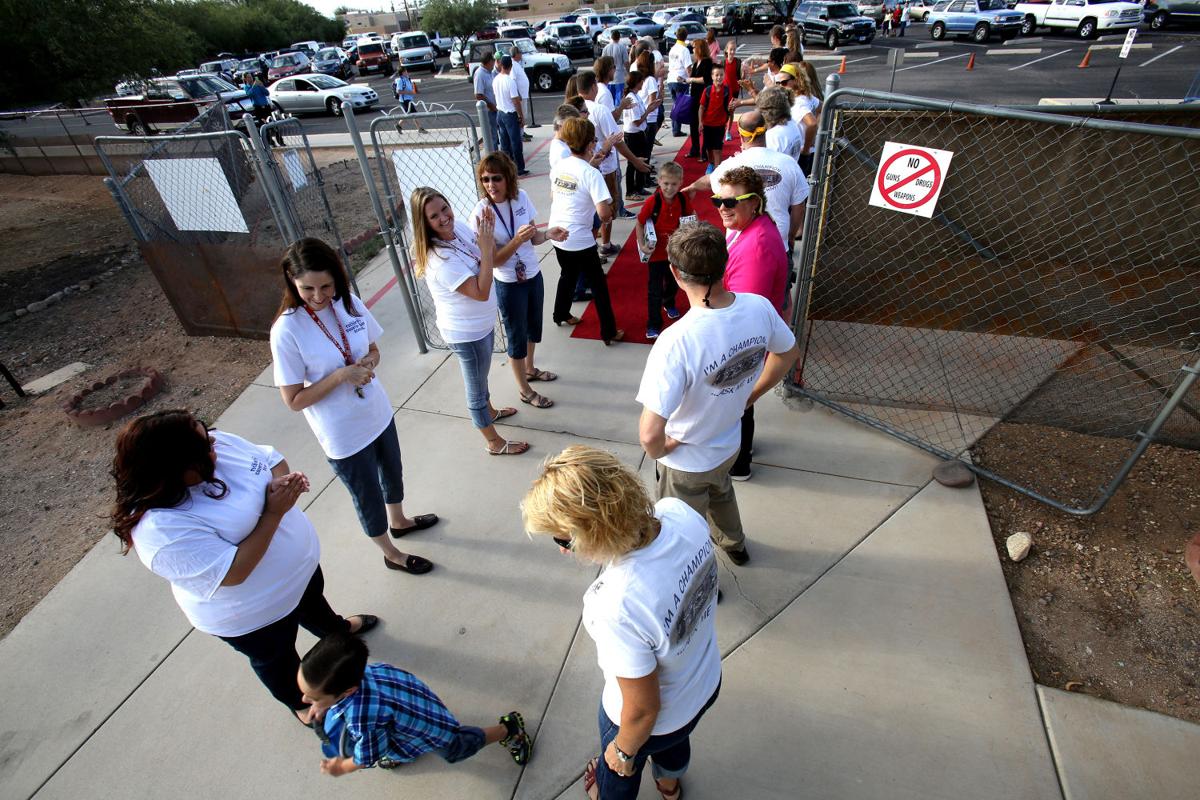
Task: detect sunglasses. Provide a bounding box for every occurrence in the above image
[711,192,756,209]
[552,536,572,549]
[480,175,505,183]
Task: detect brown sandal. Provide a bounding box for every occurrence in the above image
[654,777,683,800]
[583,757,599,799]
[520,390,554,409]
[525,368,558,382]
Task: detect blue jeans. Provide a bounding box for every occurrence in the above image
[447,331,495,429]
[668,82,687,136]
[327,419,405,538]
[595,683,721,799]
[495,272,543,359]
[435,725,487,763]
[496,111,525,172]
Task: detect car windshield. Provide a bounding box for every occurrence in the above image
[359,43,384,55]
[308,75,346,89]
[238,60,258,70]
[827,4,859,16]
[399,35,427,47]
[271,54,298,67]
[560,25,585,35]
[177,76,237,98]
[515,39,537,53]
[978,0,1007,8]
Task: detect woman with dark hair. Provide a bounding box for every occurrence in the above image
[111,409,379,724]
[469,151,568,409]
[634,50,663,151]
[620,71,657,201]
[270,238,435,575]
[685,40,713,160]
[410,187,531,455]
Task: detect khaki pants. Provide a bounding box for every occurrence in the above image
[656,452,745,552]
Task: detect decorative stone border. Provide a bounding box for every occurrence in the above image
[64,366,163,428]
[0,252,135,325]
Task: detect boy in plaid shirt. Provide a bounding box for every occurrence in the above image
[299,633,531,776]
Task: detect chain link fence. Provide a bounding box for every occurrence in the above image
[95,103,292,338]
[343,104,505,353]
[789,87,1200,515]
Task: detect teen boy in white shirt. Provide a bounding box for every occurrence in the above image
[636,223,799,565]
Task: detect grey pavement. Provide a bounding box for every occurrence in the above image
[3,122,1197,800]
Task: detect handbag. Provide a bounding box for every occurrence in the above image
[670,93,693,125]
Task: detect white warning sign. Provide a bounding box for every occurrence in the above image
[868,141,954,219]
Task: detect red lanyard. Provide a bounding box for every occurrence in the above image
[302,303,365,397]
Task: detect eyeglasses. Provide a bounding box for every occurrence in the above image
[711,193,756,209]
[480,175,504,183]
[552,536,572,549]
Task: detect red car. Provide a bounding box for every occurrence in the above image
[105,75,253,135]
[474,25,500,40]
[268,51,312,83]
[355,41,393,75]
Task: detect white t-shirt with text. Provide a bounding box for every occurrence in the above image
[712,146,809,248]
[132,431,321,637]
[549,156,611,251]
[583,497,721,735]
[424,221,498,343]
[469,189,539,283]
[636,293,797,472]
[270,295,393,460]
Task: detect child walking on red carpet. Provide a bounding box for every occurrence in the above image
[698,64,732,174]
[635,161,688,340]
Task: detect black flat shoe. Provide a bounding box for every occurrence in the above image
[348,614,380,635]
[385,554,434,574]
[389,513,439,538]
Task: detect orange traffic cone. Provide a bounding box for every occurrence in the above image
[1077,49,1091,69]
[965,53,976,70]
[837,56,847,75]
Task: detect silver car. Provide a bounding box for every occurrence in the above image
[267,73,379,116]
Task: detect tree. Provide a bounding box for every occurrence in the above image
[417,0,496,62]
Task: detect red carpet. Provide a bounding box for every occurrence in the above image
[570,133,740,345]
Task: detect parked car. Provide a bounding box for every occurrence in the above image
[1014,0,1143,38]
[499,24,536,40]
[199,59,239,82]
[620,16,665,38]
[750,2,786,31]
[580,13,623,39]
[796,1,878,46]
[465,38,576,92]
[707,3,752,32]
[541,22,595,59]
[267,51,312,83]
[290,40,321,57]
[391,30,438,73]
[105,75,253,135]
[235,57,268,83]
[475,25,500,40]
[596,25,640,50]
[907,1,939,20]
[426,30,456,56]
[652,9,676,25]
[1143,0,1200,30]
[928,0,1024,41]
[311,47,352,79]
[268,73,379,116]
[667,11,707,26]
[663,20,708,44]
[355,40,393,76]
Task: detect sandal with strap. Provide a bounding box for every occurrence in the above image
[491,407,518,423]
[525,368,558,382]
[583,757,599,800]
[654,777,683,800]
[486,439,530,456]
[555,316,582,327]
[520,390,554,409]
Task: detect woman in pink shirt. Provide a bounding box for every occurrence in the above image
[712,165,788,314]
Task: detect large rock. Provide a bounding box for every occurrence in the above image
[1006,532,1033,562]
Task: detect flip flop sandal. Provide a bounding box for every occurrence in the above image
[583,757,599,800]
[389,513,439,538]
[654,777,683,800]
[348,614,380,635]
[525,368,558,382]
[555,317,582,327]
[384,555,434,574]
[486,440,530,456]
[491,407,518,423]
[520,390,554,409]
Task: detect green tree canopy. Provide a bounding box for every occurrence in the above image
[417,0,496,59]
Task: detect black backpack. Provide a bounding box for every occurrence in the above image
[649,190,689,224]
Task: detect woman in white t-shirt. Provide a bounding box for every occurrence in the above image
[548,117,623,345]
[790,66,822,175]
[469,152,567,410]
[620,71,655,201]
[522,446,721,800]
[757,85,804,163]
[410,187,530,455]
[110,410,379,725]
[635,50,663,149]
[270,239,434,575]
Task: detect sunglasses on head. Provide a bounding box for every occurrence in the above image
[711,192,756,209]
[552,536,572,549]
[480,175,504,183]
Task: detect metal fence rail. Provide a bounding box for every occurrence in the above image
[789,85,1200,515]
[344,104,505,353]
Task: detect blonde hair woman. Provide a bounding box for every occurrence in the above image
[410,187,529,455]
[523,446,721,800]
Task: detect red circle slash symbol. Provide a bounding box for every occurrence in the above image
[877,148,942,210]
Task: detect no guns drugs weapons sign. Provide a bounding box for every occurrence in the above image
[868,142,954,219]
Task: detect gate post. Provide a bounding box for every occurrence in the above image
[343,103,429,354]
[242,113,303,245]
[476,99,496,155]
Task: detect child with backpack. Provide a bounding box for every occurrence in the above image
[392,67,426,132]
[635,161,689,340]
[299,632,532,776]
[698,64,732,174]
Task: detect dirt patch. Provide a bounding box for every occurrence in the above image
[0,175,129,274]
[974,422,1200,724]
[0,175,269,640]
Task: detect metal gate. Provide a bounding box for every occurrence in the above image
[789,86,1200,515]
[342,104,506,354]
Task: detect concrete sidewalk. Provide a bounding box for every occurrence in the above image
[3,123,1197,800]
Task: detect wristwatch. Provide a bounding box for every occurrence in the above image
[613,743,635,765]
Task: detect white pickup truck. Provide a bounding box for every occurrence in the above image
[1014,0,1144,38]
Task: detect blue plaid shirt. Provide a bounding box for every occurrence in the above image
[328,663,461,767]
